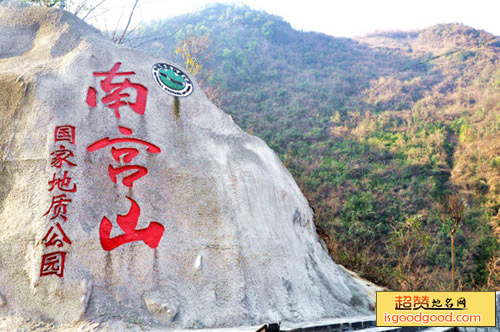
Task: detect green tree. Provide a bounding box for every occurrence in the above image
[389,215,431,290]
[26,0,65,7]
[175,34,220,102]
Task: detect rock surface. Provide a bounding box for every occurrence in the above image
[0,3,374,330]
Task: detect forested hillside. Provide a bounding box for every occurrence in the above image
[136,4,500,290]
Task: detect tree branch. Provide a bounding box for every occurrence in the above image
[117,0,138,44]
[81,0,107,20]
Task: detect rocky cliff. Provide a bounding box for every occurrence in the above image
[0,3,373,330]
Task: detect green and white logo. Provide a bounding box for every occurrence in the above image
[152,63,193,97]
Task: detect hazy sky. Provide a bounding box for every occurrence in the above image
[92,0,500,38]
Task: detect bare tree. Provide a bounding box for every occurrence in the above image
[440,194,464,291]
[112,0,138,44]
[28,0,142,45]
[25,0,65,7]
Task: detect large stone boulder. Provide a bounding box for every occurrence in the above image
[0,3,374,330]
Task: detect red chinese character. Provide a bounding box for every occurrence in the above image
[100,196,165,251]
[87,126,161,154]
[43,194,72,221]
[48,171,77,192]
[42,223,72,248]
[40,251,66,278]
[87,127,161,187]
[50,145,77,168]
[54,126,75,144]
[111,147,139,163]
[86,62,148,118]
[395,295,412,310]
[108,165,148,187]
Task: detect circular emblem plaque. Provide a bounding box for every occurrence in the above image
[151,63,193,97]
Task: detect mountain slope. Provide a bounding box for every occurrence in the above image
[136,4,500,290]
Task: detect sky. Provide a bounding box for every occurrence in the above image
[87,0,500,38]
